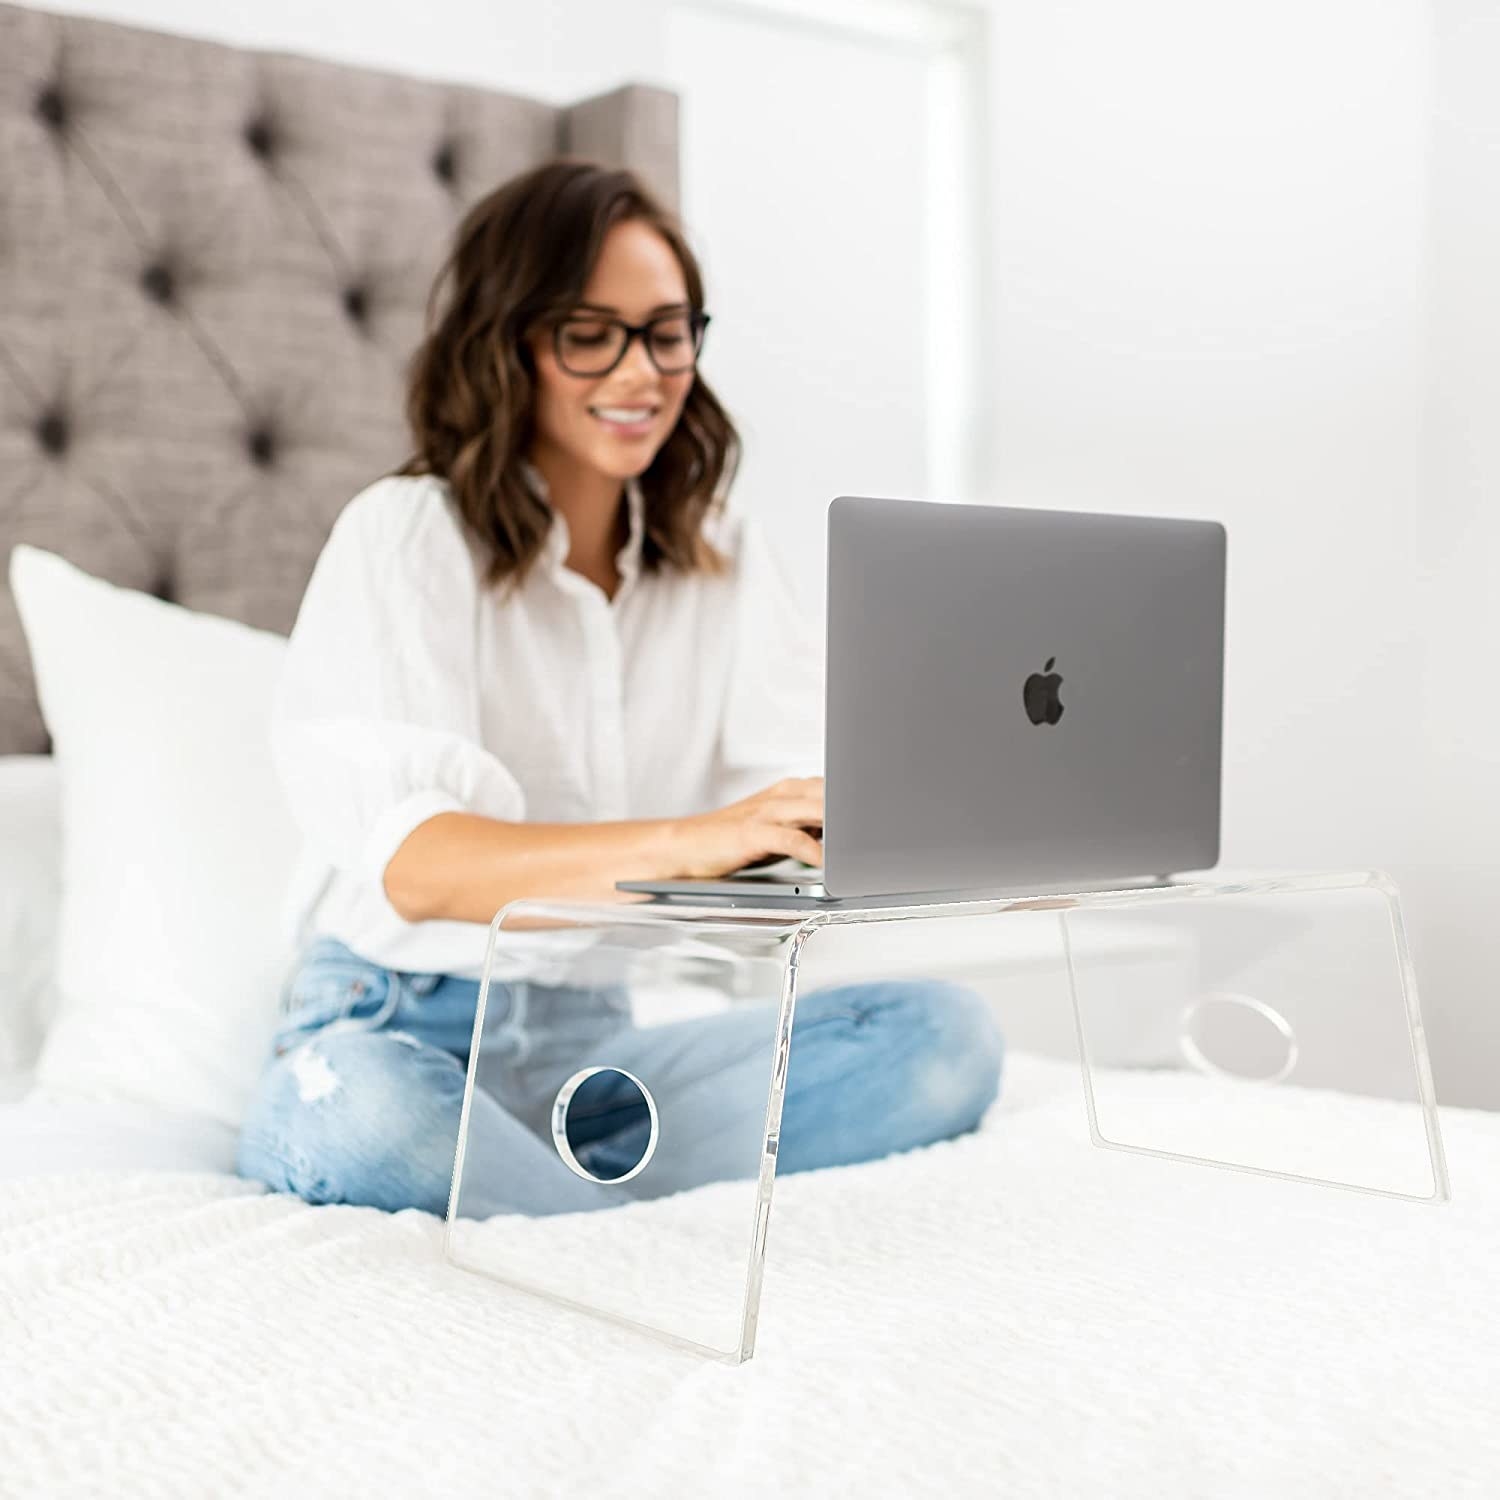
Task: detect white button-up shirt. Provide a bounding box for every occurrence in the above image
[272,472,823,978]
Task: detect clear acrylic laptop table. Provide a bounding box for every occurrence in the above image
[443,870,1449,1363]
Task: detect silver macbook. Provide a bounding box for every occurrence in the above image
[619,495,1225,908]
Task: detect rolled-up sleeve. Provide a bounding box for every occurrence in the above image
[714,514,825,803]
[270,477,527,895]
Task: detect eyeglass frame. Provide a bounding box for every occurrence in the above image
[545,308,712,378]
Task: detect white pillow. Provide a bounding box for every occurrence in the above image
[0,755,62,1078]
[9,546,298,1128]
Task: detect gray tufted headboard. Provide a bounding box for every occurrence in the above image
[0,2,678,753]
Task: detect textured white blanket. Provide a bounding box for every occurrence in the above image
[3,1055,1498,1499]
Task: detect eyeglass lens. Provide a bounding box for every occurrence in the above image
[555,314,702,376]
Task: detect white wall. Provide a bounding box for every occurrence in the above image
[985,0,1431,874]
[980,0,1500,1106]
[1421,0,1500,1105]
[664,4,937,608]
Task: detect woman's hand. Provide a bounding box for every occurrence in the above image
[383,779,825,924]
[665,777,824,878]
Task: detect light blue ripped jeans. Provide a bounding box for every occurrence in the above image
[236,936,1004,1218]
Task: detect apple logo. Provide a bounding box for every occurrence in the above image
[1022,657,1065,725]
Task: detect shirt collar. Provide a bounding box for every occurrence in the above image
[522,460,646,593]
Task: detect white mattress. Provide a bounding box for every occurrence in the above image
[2,1053,1498,1497]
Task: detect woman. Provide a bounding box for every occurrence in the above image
[236,160,1003,1218]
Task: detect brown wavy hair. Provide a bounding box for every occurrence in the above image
[397,159,739,587]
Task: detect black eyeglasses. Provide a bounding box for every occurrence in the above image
[550,309,710,377]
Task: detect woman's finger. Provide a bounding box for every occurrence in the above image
[757,824,824,867]
[758,797,824,828]
[756,776,823,802]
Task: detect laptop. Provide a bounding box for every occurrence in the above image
[619,494,1226,909]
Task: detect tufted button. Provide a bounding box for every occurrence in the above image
[247,427,276,467]
[431,141,457,185]
[34,85,67,131]
[35,409,69,457]
[140,262,175,305]
[244,116,275,161]
[341,283,369,326]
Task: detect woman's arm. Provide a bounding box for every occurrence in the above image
[384,777,825,923]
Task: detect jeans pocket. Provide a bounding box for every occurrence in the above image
[281,960,392,1036]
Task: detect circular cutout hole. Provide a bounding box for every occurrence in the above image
[550,1066,658,1184]
[1178,992,1298,1085]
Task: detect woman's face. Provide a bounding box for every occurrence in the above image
[528,219,696,484]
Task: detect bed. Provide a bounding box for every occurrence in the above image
[2,5,1498,1495]
[4,1052,1500,1496]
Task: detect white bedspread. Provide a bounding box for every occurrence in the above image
[3,1055,1498,1498]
